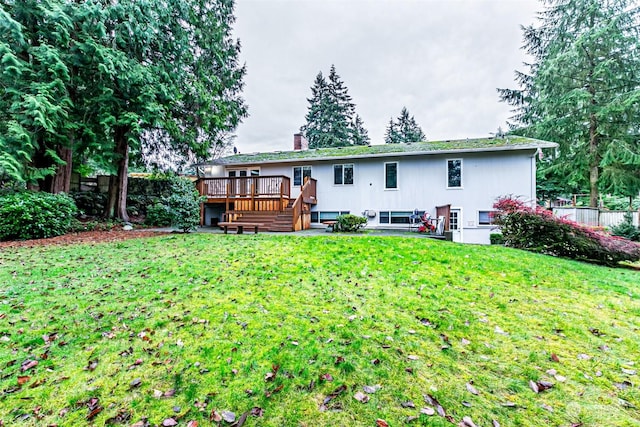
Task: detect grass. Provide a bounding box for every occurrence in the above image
[0,233,639,426]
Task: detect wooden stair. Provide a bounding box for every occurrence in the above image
[223,208,294,232]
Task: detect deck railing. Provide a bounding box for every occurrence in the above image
[197,176,292,212]
[197,176,291,199]
[301,177,317,204]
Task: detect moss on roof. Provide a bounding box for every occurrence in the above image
[210,136,557,165]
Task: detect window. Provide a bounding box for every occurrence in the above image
[385,162,398,189]
[478,211,496,226]
[447,159,462,188]
[333,164,354,185]
[311,211,350,223]
[449,211,459,231]
[379,211,413,224]
[293,166,312,186]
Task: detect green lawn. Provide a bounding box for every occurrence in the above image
[0,234,639,426]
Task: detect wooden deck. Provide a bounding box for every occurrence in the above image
[196,176,317,231]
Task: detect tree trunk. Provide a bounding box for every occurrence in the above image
[50,143,73,194]
[105,126,130,222]
[588,113,600,208]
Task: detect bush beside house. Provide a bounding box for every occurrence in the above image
[335,214,368,232]
[493,197,640,266]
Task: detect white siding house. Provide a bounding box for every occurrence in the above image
[196,135,557,244]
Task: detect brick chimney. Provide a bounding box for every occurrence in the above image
[293,133,309,151]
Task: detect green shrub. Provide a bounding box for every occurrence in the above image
[71,191,107,216]
[145,203,173,227]
[143,176,203,232]
[489,233,505,245]
[0,191,78,241]
[335,214,368,232]
[610,212,640,242]
[494,197,640,266]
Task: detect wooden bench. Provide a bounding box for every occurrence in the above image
[322,220,338,231]
[218,222,263,234]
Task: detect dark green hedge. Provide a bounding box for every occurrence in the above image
[0,192,78,241]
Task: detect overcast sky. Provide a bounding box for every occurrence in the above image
[232,0,541,153]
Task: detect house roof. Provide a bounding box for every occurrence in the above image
[201,136,557,167]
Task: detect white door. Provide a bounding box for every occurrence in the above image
[449,209,462,242]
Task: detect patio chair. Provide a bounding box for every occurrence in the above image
[435,215,445,235]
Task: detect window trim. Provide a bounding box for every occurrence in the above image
[446,158,462,189]
[478,210,497,226]
[293,165,312,186]
[333,163,354,186]
[384,161,398,190]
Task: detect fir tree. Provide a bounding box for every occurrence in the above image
[385,107,426,143]
[351,114,370,146]
[301,65,368,148]
[498,0,640,206]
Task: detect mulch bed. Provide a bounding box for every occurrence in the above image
[0,229,167,249]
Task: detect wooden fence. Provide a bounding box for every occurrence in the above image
[553,207,639,227]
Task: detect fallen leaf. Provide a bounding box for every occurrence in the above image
[17,376,30,385]
[264,372,275,382]
[210,410,222,422]
[363,384,381,394]
[376,419,389,427]
[550,353,560,363]
[250,407,264,417]
[319,384,347,410]
[466,383,479,395]
[354,391,369,403]
[86,406,103,421]
[492,420,501,427]
[265,384,283,397]
[401,400,415,408]
[186,421,198,427]
[461,416,478,427]
[577,354,591,360]
[221,410,236,423]
[320,373,333,382]
[162,418,177,427]
[130,378,142,388]
[153,390,163,398]
[423,393,447,417]
[622,368,636,375]
[420,407,435,415]
[407,355,419,360]
[21,360,38,372]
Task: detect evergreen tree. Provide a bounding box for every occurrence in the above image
[384,118,399,144]
[351,114,370,146]
[1,0,246,220]
[301,65,368,148]
[385,107,426,143]
[498,0,640,207]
